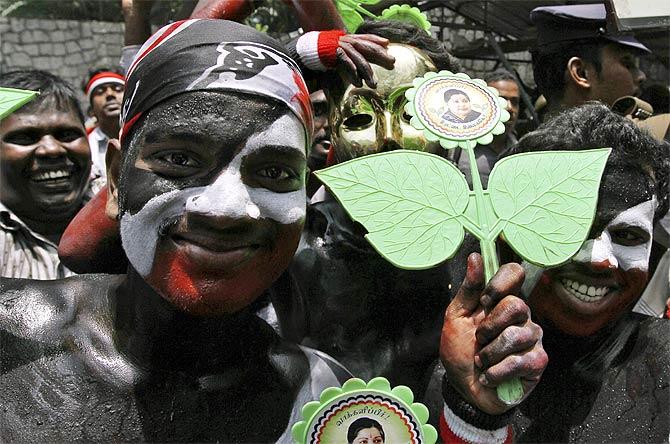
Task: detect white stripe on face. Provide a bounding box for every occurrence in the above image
[572,198,657,272]
[183,114,306,223]
[120,113,306,278]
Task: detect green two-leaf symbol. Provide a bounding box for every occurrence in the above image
[315,151,470,269]
[0,87,38,120]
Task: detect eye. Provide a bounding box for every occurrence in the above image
[3,131,39,145]
[343,113,373,130]
[257,166,293,180]
[55,129,84,143]
[610,227,649,246]
[113,84,125,93]
[163,152,198,167]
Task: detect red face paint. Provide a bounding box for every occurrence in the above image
[146,221,302,316]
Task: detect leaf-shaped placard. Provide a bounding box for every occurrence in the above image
[488,148,611,267]
[0,87,38,120]
[315,151,470,269]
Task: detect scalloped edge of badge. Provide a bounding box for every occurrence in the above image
[404,71,509,150]
[292,377,437,444]
[380,4,432,33]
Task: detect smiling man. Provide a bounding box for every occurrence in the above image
[0,70,92,279]
[499,103,669,441]
[0,20,350,442]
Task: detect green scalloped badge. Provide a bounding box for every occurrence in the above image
[405,71,509,149]
[292,377,437,444]
[380,5,431,33]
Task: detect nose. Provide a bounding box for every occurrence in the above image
[633,67,646,87]
[184,170,260,220]
[34,135,67,158]
[573,234,619,270]
[378,111,400,151]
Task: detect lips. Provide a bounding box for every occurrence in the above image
[31,168,72,182]
[559,278,614,303]
[170,231,261,271]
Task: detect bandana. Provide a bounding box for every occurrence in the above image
[120,19,313,145]
[85,72,125,102]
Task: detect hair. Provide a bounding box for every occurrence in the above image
[444,88,470,102]
[356,20,461,72]
[0,69,85,123]
[347,417,385,443]
[484,68,518,85]
[507,102,669,221]
[531,39,607,102]
[81,65,125,93]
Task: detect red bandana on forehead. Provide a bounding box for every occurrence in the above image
[120,19,313,145]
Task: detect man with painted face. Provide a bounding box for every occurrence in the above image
[0,20,351,442]
[275,20,469,395]
[438,103,669,443]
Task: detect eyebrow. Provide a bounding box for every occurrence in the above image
[142,128,210,145]
[245,143,306,160]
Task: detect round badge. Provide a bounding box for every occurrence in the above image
[405,71,509,149]
[292,377,437,444]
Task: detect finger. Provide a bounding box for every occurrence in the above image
[344,34,390,47]
[448,253,485,316]
[475,295,531,346]
[476,321,541,369]
[339,41,376,88]
[480,262,525,310]
[336,48,361,87]
[344,38,395,70]
[479,347,548,388]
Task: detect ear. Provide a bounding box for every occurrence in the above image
[105,138,122,220]
[566,57,592,90]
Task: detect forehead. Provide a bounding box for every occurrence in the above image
[488,80,519,97]
[0,106,82,133]
[594,165,655,229]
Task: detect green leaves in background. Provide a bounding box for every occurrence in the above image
[315,151,469,269]
[488,148,611,266]
[0,87,38,120]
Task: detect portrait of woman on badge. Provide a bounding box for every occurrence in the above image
[441,88,481,124]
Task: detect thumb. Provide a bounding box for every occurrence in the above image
[449,253,485,316]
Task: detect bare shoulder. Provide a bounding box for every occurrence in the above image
[0,274,123,344]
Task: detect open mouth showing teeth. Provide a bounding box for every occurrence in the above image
[561,278,613,303]
[31,170,71,182]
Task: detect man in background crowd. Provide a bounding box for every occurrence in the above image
[0,70,92,279]
[82,67,125,181]
[531,3,648,121]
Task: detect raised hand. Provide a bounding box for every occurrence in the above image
[336,34,395,88]
[440,253,548,415]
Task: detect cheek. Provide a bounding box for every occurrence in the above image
[613,242,653,272]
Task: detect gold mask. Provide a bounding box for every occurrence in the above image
[329,44,441,162]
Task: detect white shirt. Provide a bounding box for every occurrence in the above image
[87,126,109,180]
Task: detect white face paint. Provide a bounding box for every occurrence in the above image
[572,197,657,272]
[120,113,306,277]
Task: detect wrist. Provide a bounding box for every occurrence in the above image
[295,30,346,71]
[442,375,516,431]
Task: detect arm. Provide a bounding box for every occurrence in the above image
[438,253,548,443]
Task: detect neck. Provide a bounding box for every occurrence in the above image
[98,117,120,139]
[545,90,588,121]
[17,213,70,243]
[114,267,275,373]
